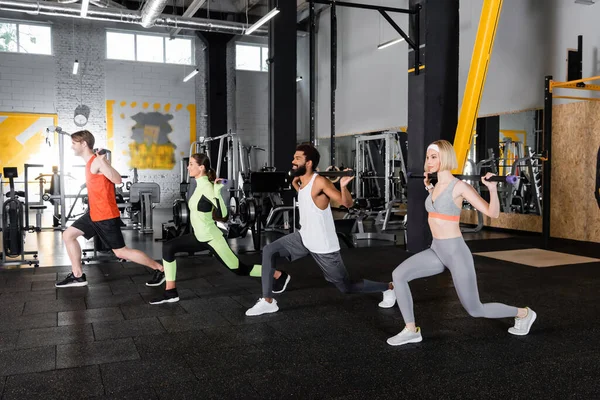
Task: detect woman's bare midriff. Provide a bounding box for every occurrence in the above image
[428,217,462,239]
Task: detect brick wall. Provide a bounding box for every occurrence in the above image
[0,14,208,208]
[54,20,106,140]
[105,59,197,207]
[0,52,55,114]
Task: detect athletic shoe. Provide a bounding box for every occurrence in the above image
[508,307,537,336]
[272,272,291,294]
[146,270,166,287]
[245,298,278,316]
[387,327,423,346]
[149,288,179,305]
[378,289,396,308]
[55,273,88,288]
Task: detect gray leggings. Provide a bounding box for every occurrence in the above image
[392,236,518,324]
[262,232,389,298]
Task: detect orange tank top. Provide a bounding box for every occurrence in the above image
[85,155,120,221]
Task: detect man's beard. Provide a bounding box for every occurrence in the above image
[292,165,307,177]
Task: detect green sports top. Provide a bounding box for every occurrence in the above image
[188,176,227,242]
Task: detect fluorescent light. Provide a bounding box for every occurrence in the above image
[377,37,405,50]
[296,76,303,82]
[245,8,280,35]
[72,60,79,75]
[80,0,90,17]
[183,68,199,82]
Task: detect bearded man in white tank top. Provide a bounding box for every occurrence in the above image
[246,144,396,316]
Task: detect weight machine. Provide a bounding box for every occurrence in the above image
[1,167,39,267]
[352,131,407,240]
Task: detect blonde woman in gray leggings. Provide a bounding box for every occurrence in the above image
[388,140,537,346]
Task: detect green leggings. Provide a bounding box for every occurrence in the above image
[162,233,251,281]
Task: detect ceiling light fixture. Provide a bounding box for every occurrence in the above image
[183,68,199,82]
[245,8,280,35]
[377,37,405,50]
[72,60,79,75]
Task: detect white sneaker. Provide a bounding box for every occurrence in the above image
[508,307,537,336]
[387,327,423,346]
[245,298,279,316]
[378,289,396,308]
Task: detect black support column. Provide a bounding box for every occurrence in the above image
[269,0,297,171]
[309,0,316,145]
[475,116,500,168]
[475,115,500,202]
[542,75,552,250]
[202,32,233,173]
[406,0,459,253]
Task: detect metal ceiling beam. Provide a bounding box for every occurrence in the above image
[140,0,169,27]
[0,0,268,35]
[89,0,127,9]
[233,0,262,12]
[169,0,207,37]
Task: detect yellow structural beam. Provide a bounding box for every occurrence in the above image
[453,0,503,174]
[550,74,600,90]
[551,83,600,92]
[407,65,425,74]
[553,95,600,102]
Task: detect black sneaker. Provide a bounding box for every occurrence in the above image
[55,273,88,288]
[272,271,291,294]
[146,270,166,287]
[149,289,179,305]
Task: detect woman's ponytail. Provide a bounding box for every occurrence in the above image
[207,168,217,183]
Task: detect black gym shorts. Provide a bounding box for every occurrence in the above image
[71,213,126,250]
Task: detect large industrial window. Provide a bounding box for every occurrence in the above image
[236,43,269,72]
[106,30,194,65]
[0,20,52,55]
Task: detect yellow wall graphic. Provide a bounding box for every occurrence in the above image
[0,112,58,178]
[106,100,196,171]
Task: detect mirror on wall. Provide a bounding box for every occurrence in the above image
[465,109,544,215]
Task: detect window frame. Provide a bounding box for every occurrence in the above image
[106,28,194,66]
[235,42,269,72]
[0,18,53,56]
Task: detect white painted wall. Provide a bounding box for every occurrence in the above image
[544,0,600,104]
[314,0,409,139]
[306,0,600,140]
[227,36,270,170]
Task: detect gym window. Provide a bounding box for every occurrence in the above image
[236,43,269,72]
[106,30,194,65]
[0,20,52,55]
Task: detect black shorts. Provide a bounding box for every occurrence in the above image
[71,213,126,250]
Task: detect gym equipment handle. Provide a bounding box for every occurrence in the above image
[408,172,519,185]
[5,191,25,198]
[288,170,354,178]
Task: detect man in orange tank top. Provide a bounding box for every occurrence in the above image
[56,130,164,288]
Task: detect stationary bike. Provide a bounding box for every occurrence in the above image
[1,167,39,267]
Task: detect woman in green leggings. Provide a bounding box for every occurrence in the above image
[147,153,284,304]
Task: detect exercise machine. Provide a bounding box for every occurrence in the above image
[1,167,39,267]
[129,183,161,234]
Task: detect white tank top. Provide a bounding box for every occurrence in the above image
[298,173,340,253]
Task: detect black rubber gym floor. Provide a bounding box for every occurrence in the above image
[0,237,598,399]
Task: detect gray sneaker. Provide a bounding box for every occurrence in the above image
[387,327,423,346]
[508,307,537,336]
